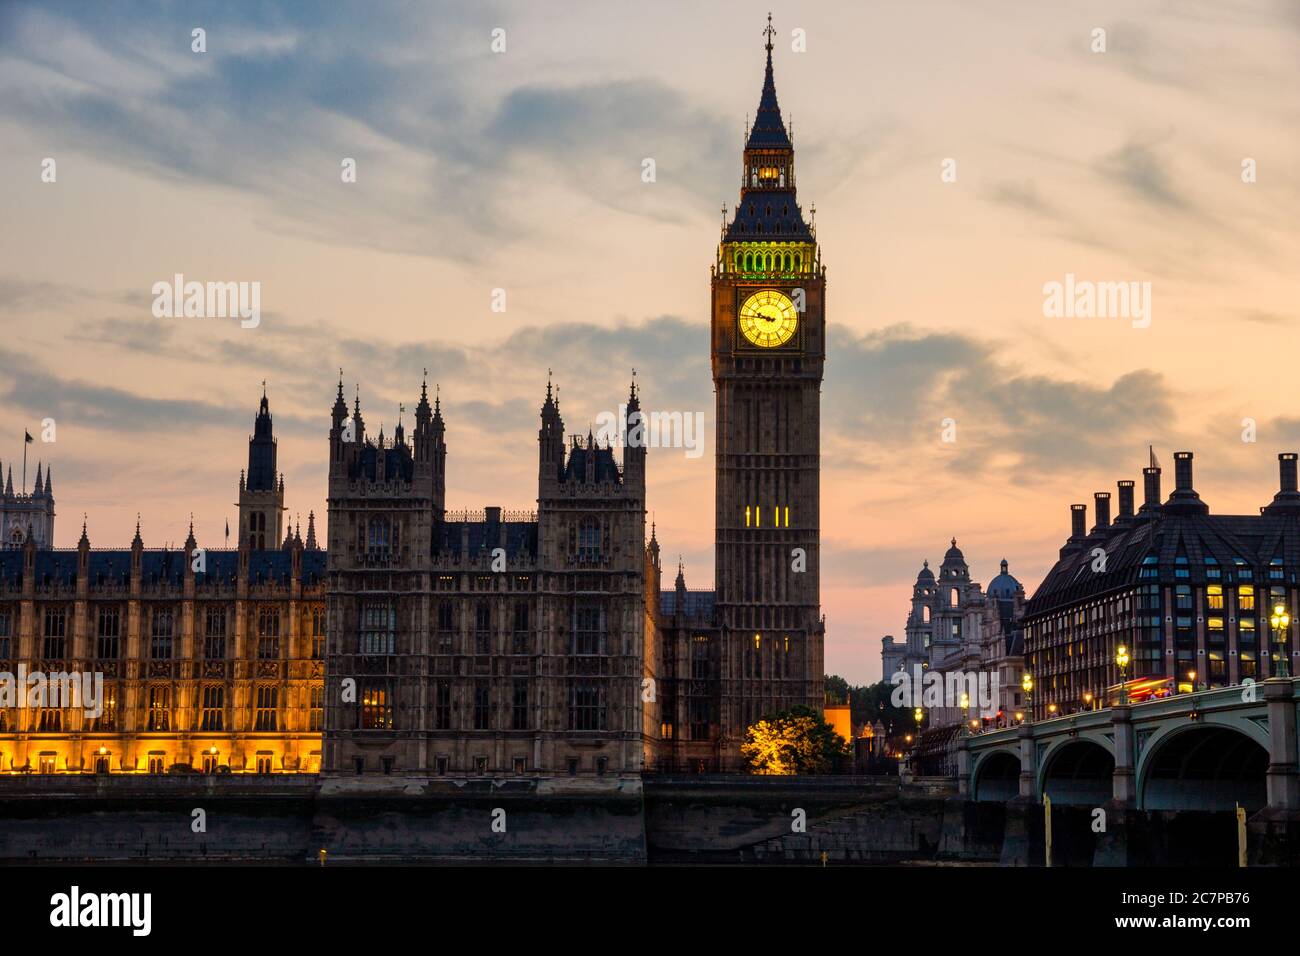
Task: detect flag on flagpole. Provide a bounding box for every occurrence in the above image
[24,431,32,444]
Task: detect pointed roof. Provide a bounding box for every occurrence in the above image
[747,14,791,149]
[306,511,318,550]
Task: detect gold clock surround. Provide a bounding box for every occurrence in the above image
[738,289,798,348]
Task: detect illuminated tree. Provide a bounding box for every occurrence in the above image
[741,704,850,775]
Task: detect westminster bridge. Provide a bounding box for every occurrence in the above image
[962,677,1300,812]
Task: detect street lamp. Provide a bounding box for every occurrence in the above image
[960,692,970,736]
[1271,602,1291,679]
[1083,691,1093,711]
[1116,644,1130,704]
[1021,672,1034,721]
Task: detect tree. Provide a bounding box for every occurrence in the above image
[857,679,910,737]
[742,704,851,775]
[824,673,849,705]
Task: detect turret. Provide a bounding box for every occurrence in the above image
[238,387,285,548]
[622,377,645,488]
[538,375,565,489]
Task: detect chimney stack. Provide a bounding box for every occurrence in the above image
[1142,467,1161,511]
[1174,451,1194,492]
[1281,453,1298,494]
[1093,492,1111,530]
[1070,503,1087,539]
[1117,480,1135,519]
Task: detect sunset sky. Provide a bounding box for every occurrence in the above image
[1,0,1297,684]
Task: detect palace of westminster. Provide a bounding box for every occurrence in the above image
[0,26,827,778]
[7,21,1284,783]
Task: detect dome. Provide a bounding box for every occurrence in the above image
[941,537,966,566]
[987,558,1021,599]
[915,559,935,583]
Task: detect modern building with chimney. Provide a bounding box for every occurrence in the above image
[1023,451,1300,719]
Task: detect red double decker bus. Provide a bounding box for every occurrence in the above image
[1105,676,1178,707]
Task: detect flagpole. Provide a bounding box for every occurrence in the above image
[22,435,26,495]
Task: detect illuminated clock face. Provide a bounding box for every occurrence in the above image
[738,289,798,348]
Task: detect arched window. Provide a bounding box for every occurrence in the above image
[951,587,960,607]
[368,517,390,553]
[795,253,802,272]
[744,253,753,271]
[922,606,931,623]
[734,252,742,271]
[578,517,601,562]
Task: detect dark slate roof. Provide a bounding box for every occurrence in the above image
[724,190,812,243]
[660,589,716,621]
[987,565,1021,599]
[433,520,538,560]
[1026,508,1300,618]
[0,548,325,587]
[562,444,621,484]
[349,441,414,483]
[0,552,20,586]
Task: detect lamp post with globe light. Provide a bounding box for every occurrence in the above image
[1271,602,1291,679]
[1116,644,1130,705]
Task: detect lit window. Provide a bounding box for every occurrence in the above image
[1206,586,1224,611]
[1239,585,1256,611]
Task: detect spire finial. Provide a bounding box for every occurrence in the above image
[764,11,775,52]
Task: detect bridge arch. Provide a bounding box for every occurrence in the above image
[971,748,1020,802]
[1137,721,1268,811]
[1039,738,1115,806]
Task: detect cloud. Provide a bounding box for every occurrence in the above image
[0,1,736,260]
[0,344,318,436]
[1096,140,1188,211]
[824,324,1175,478]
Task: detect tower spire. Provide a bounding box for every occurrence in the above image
[747,12,789,149]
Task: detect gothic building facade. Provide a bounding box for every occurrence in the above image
[0,20,826,778]
[0,395,325,775]
[323,377,656,778]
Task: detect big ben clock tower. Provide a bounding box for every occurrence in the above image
[712,16,825,760]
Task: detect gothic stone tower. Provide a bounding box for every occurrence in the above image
[712,19,825,763]
[238,388,285,549]
[324,377,444,774]
[324,373,648,779]
[0,456,55,549]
